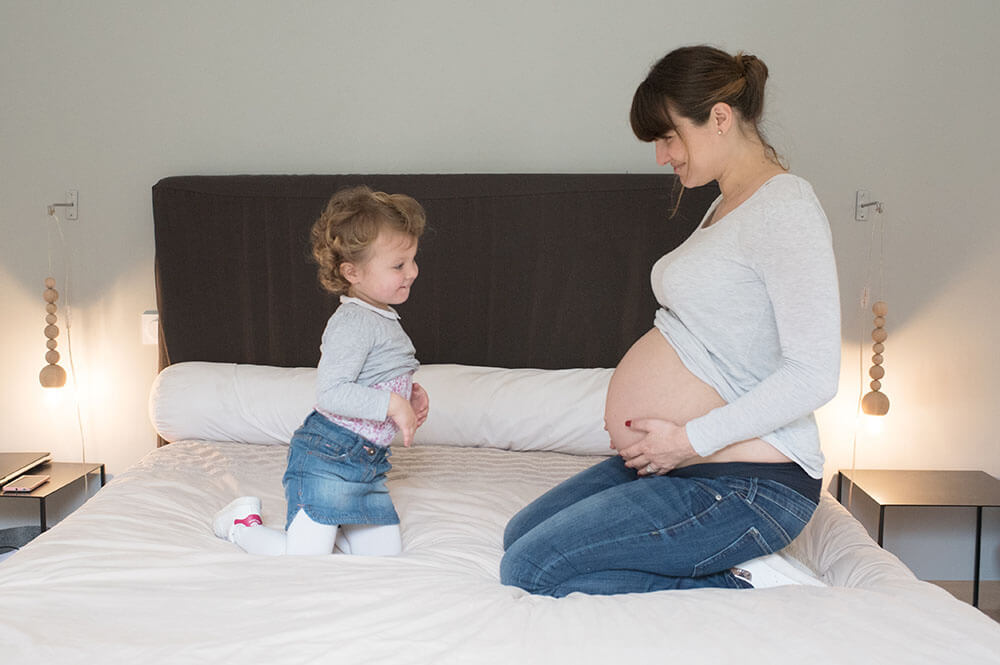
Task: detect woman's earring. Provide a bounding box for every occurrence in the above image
[718,130,723,135]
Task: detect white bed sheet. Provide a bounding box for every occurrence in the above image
[0,441,997,664]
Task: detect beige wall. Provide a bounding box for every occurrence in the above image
[2,1,998,579]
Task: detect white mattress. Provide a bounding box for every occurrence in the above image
[1,440,998,663]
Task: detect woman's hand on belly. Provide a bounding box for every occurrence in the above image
[617,418,698,476]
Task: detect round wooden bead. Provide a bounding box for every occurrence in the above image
[44,277,56,288]
[871,328,888,343]
[46,339,58,350]
[870,379,882,391]
[872,353,883,365]
[869,365,885,380]
[45,349,60,364]
[44,324,59,339]
[874,316,885,328]
[872,301,888,316]
[873,342,885,354]
[43,288,59,304]
[39,363,67,388]
[45,303,57,314]
[861,390,890,415]
[45,313,57,325]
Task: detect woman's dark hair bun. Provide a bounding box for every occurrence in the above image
[629,45,782,165]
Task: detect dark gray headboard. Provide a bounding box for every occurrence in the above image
[152,174,718,371]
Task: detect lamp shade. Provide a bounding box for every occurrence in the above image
[861,389,889,415]
[39,363,67,388]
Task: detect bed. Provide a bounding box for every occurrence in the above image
[1,174,997,664]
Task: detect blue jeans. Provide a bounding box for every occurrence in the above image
[500,455,817,597]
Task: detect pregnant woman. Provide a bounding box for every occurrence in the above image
[500,45,841,596]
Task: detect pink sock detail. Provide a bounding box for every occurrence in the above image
[234,514,262,528]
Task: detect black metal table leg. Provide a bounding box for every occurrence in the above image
[973,506,982,608]
[877,505,885,547]
[39,499,48,532]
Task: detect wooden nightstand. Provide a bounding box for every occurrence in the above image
[0,461,105,532]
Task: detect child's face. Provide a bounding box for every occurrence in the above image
[343,229,419,309]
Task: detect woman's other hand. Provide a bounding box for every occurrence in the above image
[618,418,697,476]
[410,382,429,427]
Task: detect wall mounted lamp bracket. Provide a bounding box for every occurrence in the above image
[47,190,78,220]
[855,189,884,222]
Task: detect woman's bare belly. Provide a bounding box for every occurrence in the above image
[604,329,791,468]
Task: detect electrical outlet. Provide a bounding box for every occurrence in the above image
[141,310,159,345]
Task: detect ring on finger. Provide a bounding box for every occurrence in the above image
[644,463,657,474]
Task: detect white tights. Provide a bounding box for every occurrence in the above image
[232,509,402,556]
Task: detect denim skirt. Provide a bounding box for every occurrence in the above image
[282,410,399,529]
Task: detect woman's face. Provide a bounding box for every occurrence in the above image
[653,113,719,188]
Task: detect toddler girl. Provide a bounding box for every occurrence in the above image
[213,185,428,555]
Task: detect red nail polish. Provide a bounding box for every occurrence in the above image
[625,420,631,427]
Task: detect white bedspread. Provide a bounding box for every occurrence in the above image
[1,441,998,664]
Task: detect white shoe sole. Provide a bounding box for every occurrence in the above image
[734,551,826,588]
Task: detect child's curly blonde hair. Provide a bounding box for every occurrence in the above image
[311,186,426,295]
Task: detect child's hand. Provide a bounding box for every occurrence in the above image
[410,382,429,428]
[388,393,417,447]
